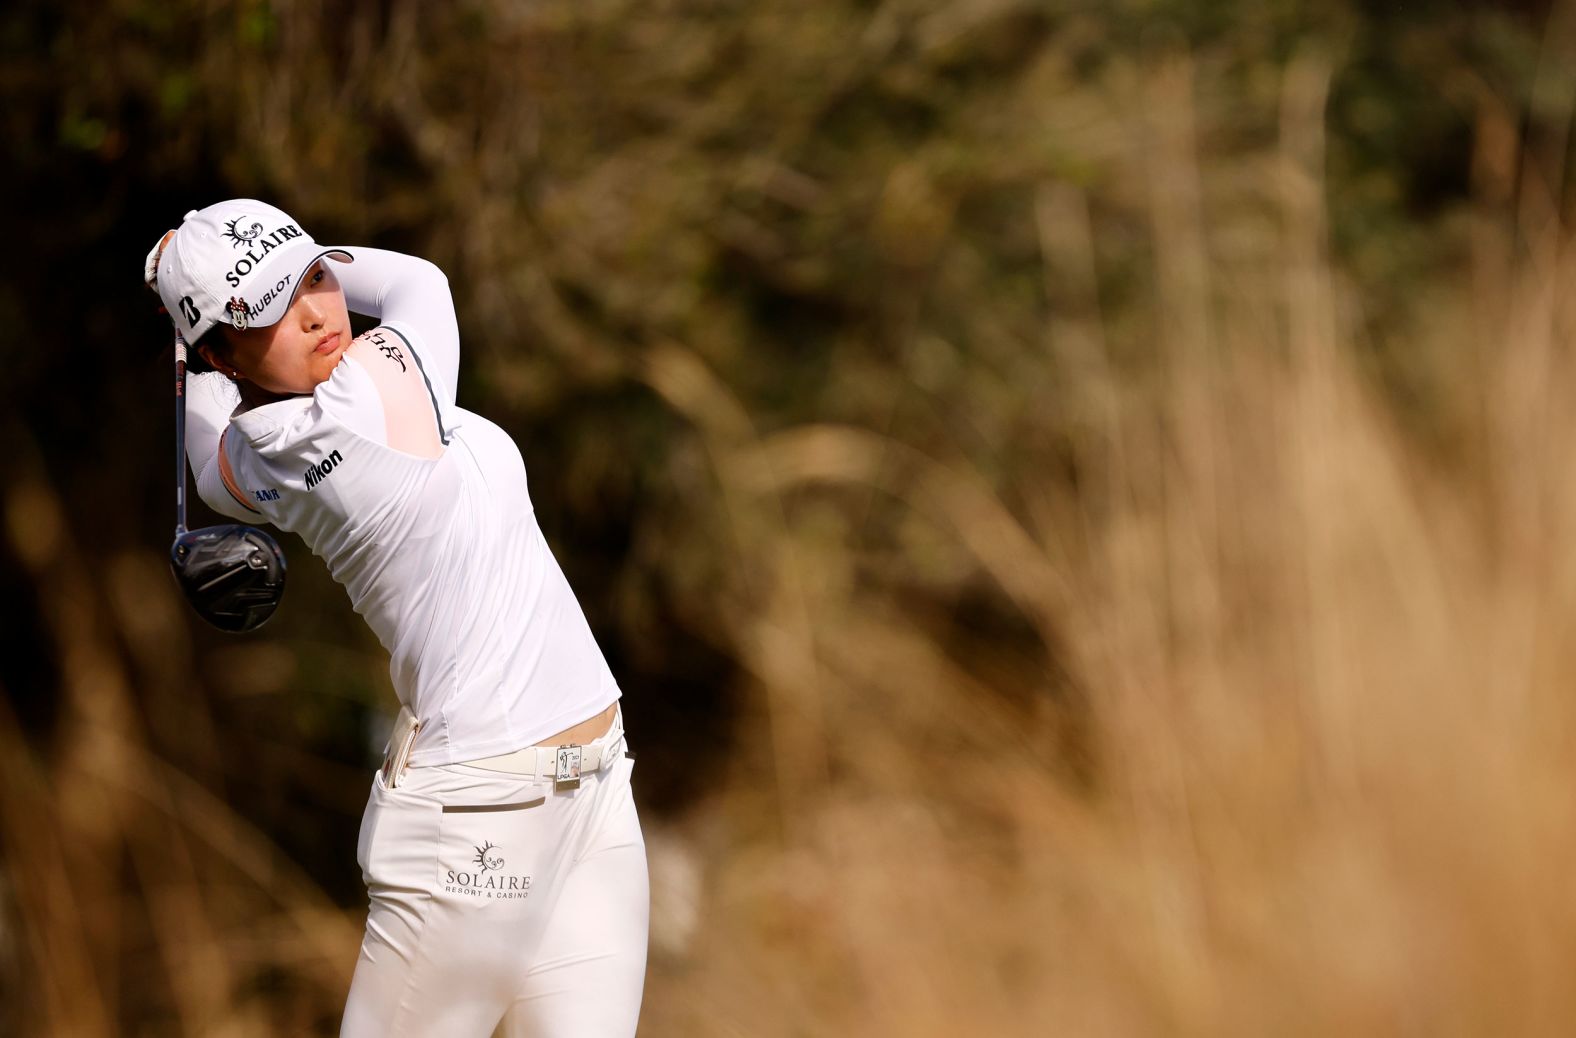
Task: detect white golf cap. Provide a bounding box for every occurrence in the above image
[146,199,353,342]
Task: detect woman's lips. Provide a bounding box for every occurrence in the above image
[314,332,341,354]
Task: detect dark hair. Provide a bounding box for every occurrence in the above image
[186,324,232,374]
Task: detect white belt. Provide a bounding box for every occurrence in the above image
[466,732,625,785]
[382,705,626,791]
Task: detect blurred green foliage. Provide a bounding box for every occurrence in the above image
[0,0,1559,875]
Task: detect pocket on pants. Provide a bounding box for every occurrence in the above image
[357,769,443,890]
[433,787,553,917]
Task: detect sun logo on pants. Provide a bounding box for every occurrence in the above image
[473,841,505,871]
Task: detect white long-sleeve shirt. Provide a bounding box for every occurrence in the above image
[185,248,620,765]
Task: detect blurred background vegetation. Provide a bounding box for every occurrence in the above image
[7,0,1576,1033]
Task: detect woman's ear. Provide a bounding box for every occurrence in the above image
[197,343,243,381]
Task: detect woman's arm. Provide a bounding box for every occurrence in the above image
[335,247,459,405]
[185,371,260,519]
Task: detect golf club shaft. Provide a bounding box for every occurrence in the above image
[174,332,188,535]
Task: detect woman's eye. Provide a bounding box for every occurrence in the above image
[310,269,325,284]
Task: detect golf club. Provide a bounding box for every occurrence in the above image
[169,331,286,631]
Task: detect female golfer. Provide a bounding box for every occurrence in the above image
[145,199,649,1036]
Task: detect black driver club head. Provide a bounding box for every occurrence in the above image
[170,525,287,632]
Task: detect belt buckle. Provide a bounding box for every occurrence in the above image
[555,745,583,791]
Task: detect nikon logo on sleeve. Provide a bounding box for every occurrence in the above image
[304,448,344,490]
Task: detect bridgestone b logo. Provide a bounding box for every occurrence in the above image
[304,449,343,490]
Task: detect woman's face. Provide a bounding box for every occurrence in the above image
[200,260,352,395]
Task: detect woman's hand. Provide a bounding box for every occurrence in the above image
[144,229,175,292]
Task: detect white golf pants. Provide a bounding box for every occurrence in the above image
[340,727,649,1036]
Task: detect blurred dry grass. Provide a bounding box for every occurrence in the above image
[9,1,1576,1034]
[627,48,1576,1034]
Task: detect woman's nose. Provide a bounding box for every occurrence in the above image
[298,292,324,329]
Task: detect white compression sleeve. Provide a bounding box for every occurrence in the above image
[335,247,459,405]
[186,371,240,480]
[185,372,257,521]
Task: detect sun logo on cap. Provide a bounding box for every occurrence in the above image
[473,842,504,871]
[223,217,264,248]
